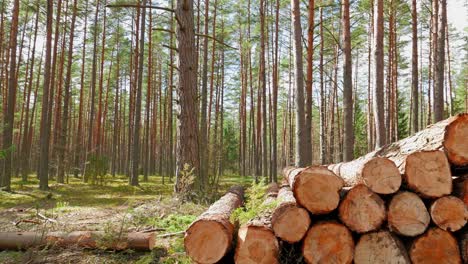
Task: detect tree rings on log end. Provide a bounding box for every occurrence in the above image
[430,195,468,232]
[292,166,344,214]
[444,113,468,166]
[185,220,232,264]
[235,225,279,264]
[355,230,410,264]
[302,222,354,264]
[362,157,401,194]
[339,184,386,233]
[388,191,430,236]
[272,204,310,243]
[410,228,462,264]
[404,150,452,198]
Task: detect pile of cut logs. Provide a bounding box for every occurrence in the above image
[185,114,468,264]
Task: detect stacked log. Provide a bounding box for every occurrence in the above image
[184,114,468,263]
[184,186,244,263]
[234,183,280,264]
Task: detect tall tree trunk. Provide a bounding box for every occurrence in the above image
[433,0,446,122]
[304,0,314,165]
[319,7,326,163]
[131,0,146,186]
[21,2,40,181]
[373,0,386,148]
[271,0,280,181]
[1,0,20,191]
[174,0,200,193]
[342,0,354,161]
[260,0,268,179]
[57,0,78,184]
[74,0,88,178]
[199,0,209,185]
[38,0,54,190]
[291,0,306,167]
[411,0,419,134]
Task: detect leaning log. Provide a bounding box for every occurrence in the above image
[185,186,244,264]
[354,230,410,264]
[234,184,279,264]
[283,166,344,214]
[0,231,155,250]
[302,221,354,264]
[361,114,468,167]
[338,184,386,233]
[271,183,310,243]
[409,227,462,264]
[387,191,430,237]
[430,195,467,232]
[328,157,401,194]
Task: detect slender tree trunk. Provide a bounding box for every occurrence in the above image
[199,0,209,185]
[411,0,419,134]
[445,24,453,116]
[319,7,326,163]
[271,0,280,181]
[260,0,268,179]
[21,2,39,181]
[342,0,354,161]
[304,0,314,165]
[1,0,20,191]
[57,0,78,184]
[373,0,386,148]
[433,0,446,122]
[130,0,146,186]
[174,0,200,192]
[38,0,54,190]
[291,0,306,167]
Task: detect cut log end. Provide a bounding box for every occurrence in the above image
[339,185,386,233]
[292,166,344,214]
[185,220,232,264]
[404,151,452,198]
[410,228,462,264]
[302,222,354,264]
[388,191,430,237]
[235,225,279,264]
[272,205,310,243]
[430,196,468,232]
[444,113,468,166]
[354,230,410,264]
[362,157,401,194]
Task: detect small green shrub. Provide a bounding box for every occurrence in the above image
[230,179,277,225]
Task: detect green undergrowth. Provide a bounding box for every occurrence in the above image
[231,179,277,225]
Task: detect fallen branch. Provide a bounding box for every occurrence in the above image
[157,231,185,238]
[37,213,58,224]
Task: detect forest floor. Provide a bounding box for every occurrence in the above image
[0,175,251,263]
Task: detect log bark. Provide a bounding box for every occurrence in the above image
[284,166,344,214]
[354,230,410,264]
[387,191,430,237]
[234,184,279,264]
[328,157,401,194]
[341,113,468,169]
[409,227,461,264]
[0,231,155,250]
[185,186,244,264]
[271,183,310,243]
[338,184,386,233]
[430,195,467,232]
[404,150,452,198]
[302,221,354,264]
